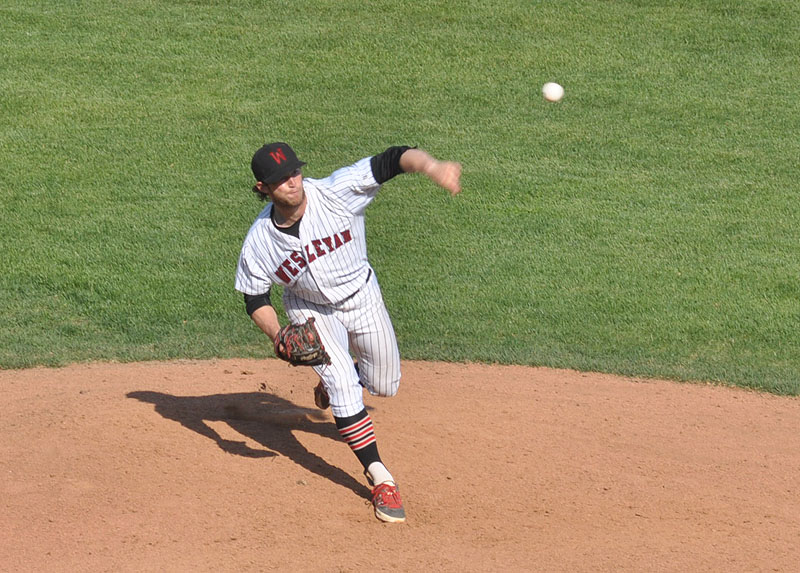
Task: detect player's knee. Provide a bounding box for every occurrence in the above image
[373,375,400,397]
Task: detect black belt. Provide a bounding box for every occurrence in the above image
[340,269,372,303]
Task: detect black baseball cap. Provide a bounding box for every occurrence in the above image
[251,142,306,184]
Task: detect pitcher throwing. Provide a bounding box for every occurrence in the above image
[235,141,461,522]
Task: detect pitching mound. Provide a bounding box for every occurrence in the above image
[2,360,798,571]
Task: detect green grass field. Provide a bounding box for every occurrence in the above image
[2,1,799,394]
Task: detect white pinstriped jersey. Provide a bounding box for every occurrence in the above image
[235,157,380,305]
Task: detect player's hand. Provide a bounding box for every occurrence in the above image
[427,161,462,196]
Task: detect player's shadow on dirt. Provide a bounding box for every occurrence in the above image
[126,390,370,499]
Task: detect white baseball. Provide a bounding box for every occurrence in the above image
[542,82,564,102]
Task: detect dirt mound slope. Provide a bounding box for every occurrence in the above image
[2,359,798,572]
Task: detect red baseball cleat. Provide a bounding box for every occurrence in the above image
[371,482,406,523]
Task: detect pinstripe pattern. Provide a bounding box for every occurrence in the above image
[284,272,401,418]
[235,158,377,304]
[236,156,402,419]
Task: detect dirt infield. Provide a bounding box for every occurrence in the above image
[2,360,799,572]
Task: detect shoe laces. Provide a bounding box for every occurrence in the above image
[372,483,403,509]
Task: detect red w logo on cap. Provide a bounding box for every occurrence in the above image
[270,148,287,164]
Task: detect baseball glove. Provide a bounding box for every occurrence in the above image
[274,317,332,367]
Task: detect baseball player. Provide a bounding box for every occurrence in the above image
[235,141,461,523]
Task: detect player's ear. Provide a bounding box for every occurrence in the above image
[251,181,270,201]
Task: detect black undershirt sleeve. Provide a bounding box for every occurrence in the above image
[370,146,413,184]
[244,290,272,316]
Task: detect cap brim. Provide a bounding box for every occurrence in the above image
[261,159,306,184]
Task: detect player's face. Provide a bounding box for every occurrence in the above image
[266,169,305,208]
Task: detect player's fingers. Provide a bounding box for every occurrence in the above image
[432,162,457,194]
[444,162,462,195]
